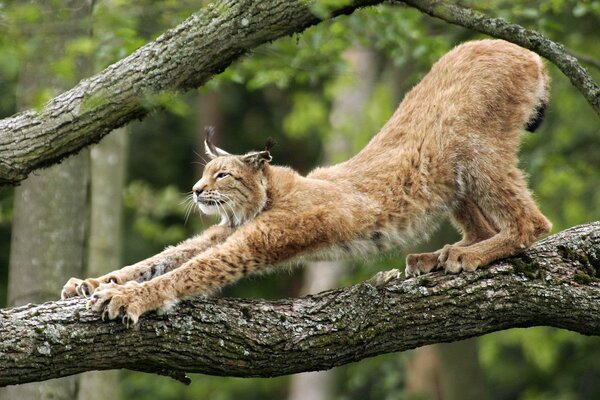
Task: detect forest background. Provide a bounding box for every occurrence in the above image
[1,0,600,399]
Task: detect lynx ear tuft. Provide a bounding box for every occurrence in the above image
[242,150,272,168]
[204,126,231,159]
[264,137,277,152]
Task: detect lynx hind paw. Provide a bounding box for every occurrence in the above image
[368,268,402,288]
[437,245,482,274]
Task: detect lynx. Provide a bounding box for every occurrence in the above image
[62,39,551,325]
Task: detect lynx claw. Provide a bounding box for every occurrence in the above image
[405,252,441,277]
[89,282,144,326]
[76,280,96,298]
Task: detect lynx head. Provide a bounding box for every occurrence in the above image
[192,127,274,227]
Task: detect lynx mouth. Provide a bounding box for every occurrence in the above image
[197,198,226,206]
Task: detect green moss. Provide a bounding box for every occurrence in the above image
[241,306,252,319]
[511,257,541,280]
[417,275,435,287]
[557,244,600,277]
[215,2,231,17]
[573,273,600,285]
[80,90,110,113]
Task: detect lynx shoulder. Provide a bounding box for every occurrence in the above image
[62,39,551,325]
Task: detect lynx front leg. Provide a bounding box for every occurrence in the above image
[87,211,325,324]
[88,245,271,324]
[61,225,233,299]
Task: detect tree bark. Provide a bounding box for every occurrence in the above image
[1,1,93,398]
[1,0,599,187]
[1,222,600,387]
[76,128,127,400]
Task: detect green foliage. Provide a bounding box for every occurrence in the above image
[124,181,194,246]
[283,91,329,139]
[309,0,353,19]
[121,372,288,400]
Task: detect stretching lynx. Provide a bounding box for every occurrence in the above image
[62,40,551,324]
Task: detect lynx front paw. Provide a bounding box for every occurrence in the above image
[61,277,85,299]
[87,281,148,326]
[437,245,483,274]
[61,275,124,299]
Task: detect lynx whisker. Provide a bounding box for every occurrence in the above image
[218,193,242,226]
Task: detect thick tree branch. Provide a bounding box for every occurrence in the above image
[0,0,383,187]
[1,222,600,387]
[398,0,600,118]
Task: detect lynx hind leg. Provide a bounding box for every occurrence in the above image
[450,198,498,247]
[405,198,497,277]
[439,171,551,274]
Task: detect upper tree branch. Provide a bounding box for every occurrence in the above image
[1,222,600,387]
[1,0,600,187]
[0,0,383,187]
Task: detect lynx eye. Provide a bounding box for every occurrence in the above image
[215,172,230,180]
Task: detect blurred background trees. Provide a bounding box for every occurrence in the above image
[1,0,600,399]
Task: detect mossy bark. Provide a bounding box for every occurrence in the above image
[1,222,600,387]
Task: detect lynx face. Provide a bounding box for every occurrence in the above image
[193,132,272,227]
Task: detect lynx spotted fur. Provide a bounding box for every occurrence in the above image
[62,40,551,324]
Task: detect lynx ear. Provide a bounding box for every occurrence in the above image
[204,126,230,159]
[242,150,272,168]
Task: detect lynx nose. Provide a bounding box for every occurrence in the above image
[192,185,205,196]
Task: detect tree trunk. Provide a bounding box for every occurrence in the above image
[0,2,93,399]
[436,338,489,400]
[288,45,380,400]
[77,128,127,400]
[0,0,599,187]
[287,262,345,400]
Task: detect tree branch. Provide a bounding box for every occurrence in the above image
[398,0,600,119]
[1,222,600,387]
[0,0,383,187]
[570,50,600,72]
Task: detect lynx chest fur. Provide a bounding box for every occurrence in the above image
[63,39,551,325]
